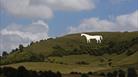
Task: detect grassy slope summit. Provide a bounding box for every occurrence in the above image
[1,32,138,65]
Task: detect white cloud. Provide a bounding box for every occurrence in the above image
[69,10,138,33]
[0,0,95,19]
[34,0,94,11]
[0,20,49,52]
[0,0,53,19]
[69,18,115,33]
[116,11,138,28]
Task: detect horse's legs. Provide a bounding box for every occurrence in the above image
[89,40,91,43]
[97,39,101,43]
[86,39,89,43]
[87,40,89,43]
[97,39,102,43]
[88,40,90,43]
[99,40,101,43]
[96,40,98,43]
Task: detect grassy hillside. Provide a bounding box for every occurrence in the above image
[2,52,138,73]
[1,32,138,65]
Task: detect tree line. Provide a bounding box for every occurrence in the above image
[0,66,137,77]
[0,66,62,77]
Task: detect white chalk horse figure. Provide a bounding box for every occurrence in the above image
[81,33,103,43]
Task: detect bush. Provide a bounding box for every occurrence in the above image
[81,73,88,77]
[106,72,113,77]
[1,66,62,77]
[112,70,118,77]
[76,61,89,65]
[52,45,66,57]
[87,71,93,75]
[99,72,105,76]
[127,67,137,77]
[118,69,125,77]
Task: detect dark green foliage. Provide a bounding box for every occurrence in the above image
[126,50,136,56]
[81,73,89,77]
[87,72,93,75]
[0,66,62,77]
[56,71,62,77]
[29,54,45,62]
[1,52,45,65]
[112,70,118,77]
[47,38,54,40]
[2,51,8,57]
[29,41,34,46]
[118,69,125,77]
[99,72,105,76]
[107,72,113,77]
[76,61,89,65]
[1,66,137,77]
[10,48,18,54]
[127,67,137,77]
[1,67,17,77]
[17,66,29,77]
[19,44,24,52]
[52,45,67,57]
[0,56,2,61]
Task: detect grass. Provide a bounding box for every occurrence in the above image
[1,32,138,65]
[2,62,110,74]
[2,52,138,74]
[49,54,100,65]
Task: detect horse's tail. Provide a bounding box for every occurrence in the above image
[100,36,103,40]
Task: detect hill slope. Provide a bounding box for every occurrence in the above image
[2,52,138,73]
[1,32,138,65]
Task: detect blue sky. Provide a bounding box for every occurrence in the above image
[0,0,138,52]
[49,0,138,36]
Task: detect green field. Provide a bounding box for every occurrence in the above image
[2,62,110,73]
[2,52,138,73]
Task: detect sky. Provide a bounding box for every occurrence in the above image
[0,0,138,53]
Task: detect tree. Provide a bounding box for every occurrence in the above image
[0,56,2,61]
[118,69,125,77]
[2,67,17,77]
[106,72,113,77]
[52,45,66,56]
[56,71,62,77]
[87,71,93,75]
[127,67,137,77]
[10,48,18,54]
[81,73,89,77]
[19,44,24,52]
[17,66,29,77]
[113,70,118,77]
[30,41,34,46]
[99,72,105,76]
[2,51,8,57]
[47,38,54,40]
